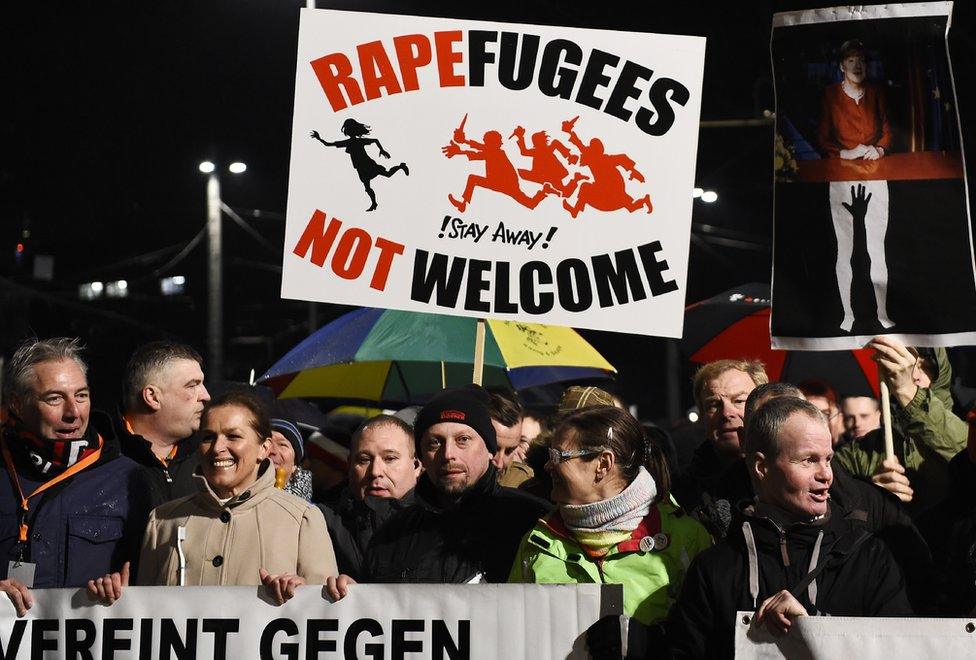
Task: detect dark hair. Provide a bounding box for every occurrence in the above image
[123,341,203,411]
[486,386,523,427]
[341,118,370,137]
[351,414,415,457]
[744,396,825,461]
[797,379,838,406]
[839,39,866,60]
[202,390,271,442]
[556,406,668,502]
[744,381,804,423]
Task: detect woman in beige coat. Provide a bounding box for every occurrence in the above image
[88,390,337,604]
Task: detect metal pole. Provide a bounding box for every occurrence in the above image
[665,339,682,423]
[206,171,223,380]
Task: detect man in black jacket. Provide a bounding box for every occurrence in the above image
[116,341,210,506]
[359,387,551,585]
[320,413,420,580]
[668,397,912,658]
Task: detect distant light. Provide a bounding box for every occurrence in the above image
[160,275,186,296]
[228,162,247,174]
[15,243,24,254]
[700,190,719,203]
[199,161,216,174]
[106,280,129,298]
[688,410,700,423]
[79,281,105,300]
[21,229,30,239]
[692,187,704,198]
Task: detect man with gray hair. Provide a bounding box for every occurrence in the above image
[668,396,911,657]
[117,340,210,506]
[0,338,150,616]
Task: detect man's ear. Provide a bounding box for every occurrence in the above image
[752,452,768,483]
[142,385,162,411]
[595,450,615,480]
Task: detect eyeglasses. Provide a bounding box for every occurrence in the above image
[547,447,604,465]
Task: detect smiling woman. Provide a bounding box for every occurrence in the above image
[87,391,338,608]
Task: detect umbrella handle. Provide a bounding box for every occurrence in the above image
[472,319,486,386]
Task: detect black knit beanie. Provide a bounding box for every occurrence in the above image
[414,386,497,454]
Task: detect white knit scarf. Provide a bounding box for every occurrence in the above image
[560,467,657,533]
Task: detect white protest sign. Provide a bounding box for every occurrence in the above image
[735,611,976,659]
[0,583,620,658]
[283,9,705,337]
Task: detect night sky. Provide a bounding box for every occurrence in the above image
[2,1,974,420]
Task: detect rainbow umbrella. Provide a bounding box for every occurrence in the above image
[258,308,616,403]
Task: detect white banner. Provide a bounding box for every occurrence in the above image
[0,583,620,659]
[282,8,705,337]
[735,611,976,659]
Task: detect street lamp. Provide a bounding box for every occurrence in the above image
[200,160,246,380]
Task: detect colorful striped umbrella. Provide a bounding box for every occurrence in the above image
[259,308,616,403]
[681,284,879,397]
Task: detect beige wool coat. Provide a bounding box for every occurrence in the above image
[137,460,337,586]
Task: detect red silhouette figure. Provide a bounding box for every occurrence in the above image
[510,126,587,197]
[560,117,652,219]
[442,116,557,213]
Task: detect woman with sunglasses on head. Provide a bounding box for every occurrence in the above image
[508,406,712,626]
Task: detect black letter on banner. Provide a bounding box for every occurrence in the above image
[392,620,424,660]
[464,259,491,312]
[467,31,498,87]
[102,619,133,659]
[539,40,582,99]
[306,620,339,658]
[494,261,518,313]
[592,250,647,307]
[344,619,384,660]
[637,242,679,295]
[260,619,299,660]
[138,619,154,660]
[636,78,690,136]
[520,262,554,314]
[159,619,197,660]
[30,620,59,659]
[557,259,593,312]
[576,49,620,111]
[202,619,239,660]
[605,60,653,122]
[0,620,27,660]
[65,619,96,660]
[411,250,466,307]
[432,620,471,660]
[498,33,539,90]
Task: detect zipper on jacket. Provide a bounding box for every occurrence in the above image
[779,532,790,567]
[163,468,172,484]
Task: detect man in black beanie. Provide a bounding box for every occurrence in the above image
[329,386,551,592]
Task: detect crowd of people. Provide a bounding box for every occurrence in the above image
[2,333,976,659]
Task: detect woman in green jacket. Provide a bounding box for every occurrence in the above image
[509,406,711,624]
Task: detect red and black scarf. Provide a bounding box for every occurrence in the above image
[2,417,99,477]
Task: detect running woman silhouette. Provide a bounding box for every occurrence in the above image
[310,119,408,212]
[560,117,652,219]
[442,124,557,213]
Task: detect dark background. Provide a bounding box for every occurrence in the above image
[2,1,974,422]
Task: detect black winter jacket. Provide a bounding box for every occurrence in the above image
[320,486,415,581]
[113,413,202,508]
[364,464,552,583]
[667,502,912,659]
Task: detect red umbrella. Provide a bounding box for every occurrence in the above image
[681,284,879,397]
